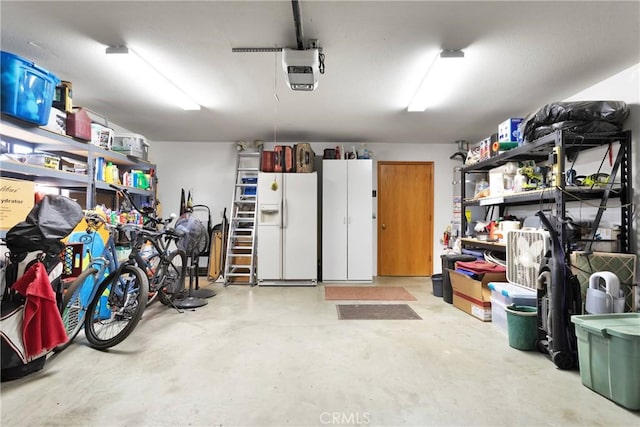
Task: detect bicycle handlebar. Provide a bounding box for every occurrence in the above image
[109,184,172,228]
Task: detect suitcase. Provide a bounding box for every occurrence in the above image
[274,146,283,172]
[66,108,91,141]
[261,151,275,172]
[323,148,336,159]
[274,145,295,173]
[295,143,315,173]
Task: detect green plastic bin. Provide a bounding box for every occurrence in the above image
[505,305,537,350]
[571,313,640,410]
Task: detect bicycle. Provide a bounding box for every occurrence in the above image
[58,211,149,351]
[109,185,187,309]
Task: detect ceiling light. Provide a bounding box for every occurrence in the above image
[407,49,465,112]
[105,46,200,111]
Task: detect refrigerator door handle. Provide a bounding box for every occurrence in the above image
[282,198,287,228]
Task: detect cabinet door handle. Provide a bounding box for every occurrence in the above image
[381,223,386,230]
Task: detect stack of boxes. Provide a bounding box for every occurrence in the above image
[498,118,523,145]
[475,117,524,163]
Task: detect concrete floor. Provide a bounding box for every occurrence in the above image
[1,277,638,427]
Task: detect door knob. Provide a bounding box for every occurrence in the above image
[381,224,386,230]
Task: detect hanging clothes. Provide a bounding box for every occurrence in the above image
[11,262,68,359]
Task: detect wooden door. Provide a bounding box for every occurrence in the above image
[378,162,434,276]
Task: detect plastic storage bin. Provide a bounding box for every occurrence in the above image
[571,313,640,410]
[242,177,257,196]
[24,153,60,170]
[112,133,149,160]
[1,51,59,125]
[488,282,537,333]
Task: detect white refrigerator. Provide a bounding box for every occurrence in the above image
[257,172,317,284]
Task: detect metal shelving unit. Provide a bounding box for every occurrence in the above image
[1,115,156,209]
[460,129,633,254]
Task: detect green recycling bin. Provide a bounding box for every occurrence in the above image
[505,305,538,350]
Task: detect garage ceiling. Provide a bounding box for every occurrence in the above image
[1,1,638,144]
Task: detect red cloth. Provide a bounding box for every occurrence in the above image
[455,260,506,274]
[11,262,68,359]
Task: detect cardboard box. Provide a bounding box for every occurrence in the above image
[449,269,507,321]
[0,177,34,232]
[44,107,66,134]
[498,118,523,143]
[477,136,491,161]
[489,169,505,197]
[228,240,252,283]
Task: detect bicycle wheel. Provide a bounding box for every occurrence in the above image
[156,250,187,306]
[55,267,99,352]
[84,264,149,350]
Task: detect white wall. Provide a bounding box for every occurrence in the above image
[152,64,639,278]
[151,141,237,225]
[153,141,459,276]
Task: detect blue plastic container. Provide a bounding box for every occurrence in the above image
[1,51,59,125]
[242,177,257,196]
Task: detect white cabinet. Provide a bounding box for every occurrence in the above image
[322,159,372,282]
[257,172,317,284]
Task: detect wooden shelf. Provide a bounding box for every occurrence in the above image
[460,237,506,252]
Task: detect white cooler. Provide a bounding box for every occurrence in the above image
[488,282,537,333]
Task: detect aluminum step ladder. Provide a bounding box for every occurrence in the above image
[224,149,260,286]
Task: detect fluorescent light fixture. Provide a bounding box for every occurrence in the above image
[407,49,465,112]
[105,46,200,111]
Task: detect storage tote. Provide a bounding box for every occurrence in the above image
[112,133,149,160]
[489,282,536,333]
[1,51,60,125]
[571,313,640,410]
